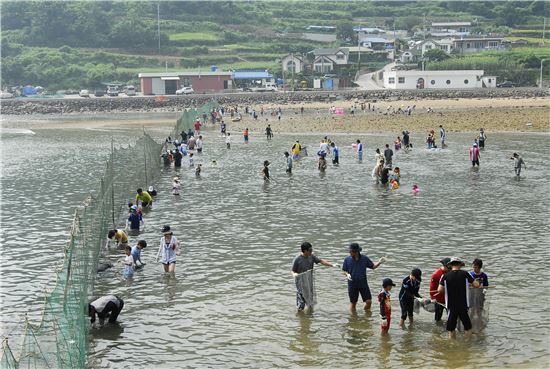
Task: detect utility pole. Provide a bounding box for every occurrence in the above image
[157,3,161,53]
[540,59,547,89]
[291,53,295,91]
[358,24,361,68]
[542,18,546,47]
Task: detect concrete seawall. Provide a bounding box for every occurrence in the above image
[2,88,548,115]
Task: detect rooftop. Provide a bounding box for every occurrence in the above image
[431,22,472,27]
[233,70,273,79]
[138,71,232,78]
[312,47,349,55]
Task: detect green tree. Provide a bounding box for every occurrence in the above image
[424,48,450,62]
[337,22,356,44]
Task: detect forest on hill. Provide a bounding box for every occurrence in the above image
[1,1,548,90]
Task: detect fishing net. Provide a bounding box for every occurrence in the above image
[1,102,216,369]
[454,288,490,332]
[468,288,490,332]
[295,270,317,308]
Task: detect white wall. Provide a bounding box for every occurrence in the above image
[152,78,165,95]
[383,71,484,89]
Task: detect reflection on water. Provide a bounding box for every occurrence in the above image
[1,122,549,368]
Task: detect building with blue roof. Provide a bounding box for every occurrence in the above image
[232,70,275,88]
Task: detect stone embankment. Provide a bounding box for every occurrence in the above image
[2,88,548,115]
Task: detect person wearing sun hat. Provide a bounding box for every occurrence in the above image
[156,225,180,273]
[438,257,481,338]
[430,257,451,323]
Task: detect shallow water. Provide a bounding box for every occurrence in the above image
[1,117,549,368]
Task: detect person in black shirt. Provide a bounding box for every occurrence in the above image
[173,150,182,167]
[261,160,270,180]
[438,257,480,338]
[398,268,422,327]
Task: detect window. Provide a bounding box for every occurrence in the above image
[388,77,395,84]
[336,53,345,60]
[466,43,471,48]
[446,80,451,85]
[425,45,432,50]
[464,79,469,84]
[286,61,296,73]
[488,41,498,47]
[398,77,405,84]
[488,78,492,83]
[431,80,436,85]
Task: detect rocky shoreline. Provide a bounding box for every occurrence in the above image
[2,88,548,115]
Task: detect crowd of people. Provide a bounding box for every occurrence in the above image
[292,241,490,338]
[92,103,528,336]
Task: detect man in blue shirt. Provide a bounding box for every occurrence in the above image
[342,243,383,312]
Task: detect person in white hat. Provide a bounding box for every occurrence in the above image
[437,257,481,338]
[172,177,181,196]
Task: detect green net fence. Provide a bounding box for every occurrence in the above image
[1,101,216,369]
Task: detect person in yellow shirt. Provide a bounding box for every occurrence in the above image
[135,188,153,208]
[107,229,129,249]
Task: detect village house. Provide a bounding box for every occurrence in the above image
[429,21,472,37]
[310,47,350,73]
[281,54,306,74]
[451,37,505,53]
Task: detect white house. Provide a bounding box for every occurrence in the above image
[451,37,505,53]
[282,54,305,74]
[360,37,394,50]
[311,48,349,73]
[429,21,471,37]
[382,69,496,89]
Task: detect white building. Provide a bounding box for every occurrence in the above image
[382,70,496,89]
[281,54,305,74]
[429,22,471,37]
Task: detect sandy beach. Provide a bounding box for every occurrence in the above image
[227,97,550,134]
[3,97,548,134]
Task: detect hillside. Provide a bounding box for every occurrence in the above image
[1,1,549,90]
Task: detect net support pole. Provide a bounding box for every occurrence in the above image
[143,126,148,187]
[110,139,115,228]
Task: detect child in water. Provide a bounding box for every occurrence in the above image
[390,167,401,184]
[131,240,147,268]
[412,184,420,194]
[123,245,134,279]
[379,278,396,334]
[172,177,181,196]
[195,164,202,177]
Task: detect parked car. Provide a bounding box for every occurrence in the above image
[497,81,514,88]
[125,85,136,96]
[0,91,14,99]
[107,86,119,96]
[176,86,194,95]
[94,89,105,97]
[79,89,90,97]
